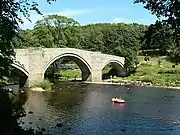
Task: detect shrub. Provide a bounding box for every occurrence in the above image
[35,79,53,91]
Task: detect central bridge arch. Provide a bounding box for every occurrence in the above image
[44,53,92,81]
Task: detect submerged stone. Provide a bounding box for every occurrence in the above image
[41,128,46,132]
[56,123,63,128]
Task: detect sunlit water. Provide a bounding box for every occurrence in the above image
[17,83,180,135]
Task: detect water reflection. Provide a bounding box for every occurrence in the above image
[112,102,125,111]
[18,83,180,135]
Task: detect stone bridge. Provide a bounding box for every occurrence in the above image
[13,47,125,87]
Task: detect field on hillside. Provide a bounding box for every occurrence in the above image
[113,56,180,87]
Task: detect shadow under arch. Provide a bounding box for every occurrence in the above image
[102,60,126,78]
[10,63,29,88]
[11,63,29,77]
[44,53,92,81]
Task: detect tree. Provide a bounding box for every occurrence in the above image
[134,0,180,43]
[0,0,54,82]
[33,15,83,77]
[0,0,55,134]
[34,14,81,48]
[134,0,180,60]
[13,21,147,75]
[81,24,105,51]
[141,21,174,55]
[12,29,42,48]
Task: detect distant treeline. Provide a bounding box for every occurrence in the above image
[12,15,150,73]
[12,15,180,73]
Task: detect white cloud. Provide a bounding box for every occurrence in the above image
[112,17,154,25]
[57,9,92,17]
[20,9,93,29]
[112,17,140,24]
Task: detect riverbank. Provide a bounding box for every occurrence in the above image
[30,87,46,91]
[115,56,180,88]
[52,56,180,89]
[79,56,180,90]
[85,80,180,90]
[30,56,180,91]
[31,79,53,91]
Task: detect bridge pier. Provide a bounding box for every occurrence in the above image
[19,75,28,88]
[91,70,102,82]
[81,68,91,81]
[25,48,45,87]
[82,71,90,81]
[25,73,44,87]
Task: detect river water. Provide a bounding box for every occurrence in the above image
[18,83,180,135]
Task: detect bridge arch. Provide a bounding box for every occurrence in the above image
[11,63,29,77]
[102,59,126,77]
[9,63,29,87]
[44,53,92,81]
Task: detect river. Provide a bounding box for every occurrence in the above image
[16,83,180,135]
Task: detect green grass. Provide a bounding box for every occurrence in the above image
[138,56,179,68]
[113,56,180,87]
[33,79,53,91]
[57,69,81,80]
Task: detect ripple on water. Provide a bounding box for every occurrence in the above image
[19,84,180,135]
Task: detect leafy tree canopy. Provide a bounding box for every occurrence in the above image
[0,0,55,81]
[134,0,180,60]
[134,0,180,40]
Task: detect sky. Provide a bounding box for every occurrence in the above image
[20,0,158,30]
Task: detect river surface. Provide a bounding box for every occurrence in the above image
[18,83,180,135]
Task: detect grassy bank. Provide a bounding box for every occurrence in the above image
[113,56,180,87]
[32,79,53,91]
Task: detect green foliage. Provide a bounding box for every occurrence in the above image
[102,66,111,74]
[115,56,180,86]
[0,0,57,134]
[0,0,55,82]
[141,21,174,54]
[35,79,53,91]
[13,21,148,73]
[134,0,180,57]
[0,89,27,135]
[57,69,81,80]
[13,15,84,49]
[34,14,82,48]
[167,45,180,63]
[102,66,111,79]
[134,0,180,32]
